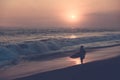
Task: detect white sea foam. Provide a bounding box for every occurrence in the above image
[0,29,120,67]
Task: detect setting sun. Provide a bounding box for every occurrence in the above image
[71,15,76,19]
[69,15,77,21]
[65,14,79,23]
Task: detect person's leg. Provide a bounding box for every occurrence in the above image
[80,58,83,64]
[81,59,83,64]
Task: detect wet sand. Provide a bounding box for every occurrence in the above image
[16,55,120,80]
[0,46,120,80]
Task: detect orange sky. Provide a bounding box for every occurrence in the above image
[0,0,120,29]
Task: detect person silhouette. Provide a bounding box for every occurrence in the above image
[79,45,86,64]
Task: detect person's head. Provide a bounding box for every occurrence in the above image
[80,45,84,48]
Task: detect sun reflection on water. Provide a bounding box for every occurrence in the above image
[66,34,77,39]
[70,35,77,38]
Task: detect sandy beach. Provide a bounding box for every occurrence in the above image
[0,46,120,80]
[16,55,120,80]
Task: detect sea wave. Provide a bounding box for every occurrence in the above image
[0,31,120,67]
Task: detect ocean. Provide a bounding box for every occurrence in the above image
[0,28,120,67]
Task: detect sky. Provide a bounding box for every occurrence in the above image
[0,0,120,29]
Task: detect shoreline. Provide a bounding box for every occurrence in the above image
[16,56,120,80]
[22,43,120,61]
[0,43,120,68]
[0,45,120,80]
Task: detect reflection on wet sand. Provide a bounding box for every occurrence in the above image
[69,58,81,64]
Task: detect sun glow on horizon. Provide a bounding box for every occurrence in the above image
[62,11,84,26]
[71,15,76,19]
[68,14,78,22]
[0,0,119,28]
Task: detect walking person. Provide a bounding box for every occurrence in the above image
[79,45,86,64]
